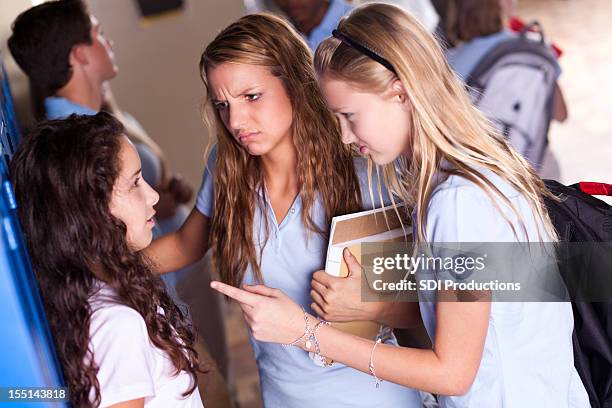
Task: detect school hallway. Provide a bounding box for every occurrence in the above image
[524,0,612,196]
[225,1,612,407]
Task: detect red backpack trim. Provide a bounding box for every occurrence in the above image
[578,182,612,196]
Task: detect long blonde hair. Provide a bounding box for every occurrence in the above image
[200,13,362,286]
[314,3,557,243]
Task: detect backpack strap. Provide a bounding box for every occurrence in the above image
[518,21,546,44]
[578,182,612,196]
[465,20,559,86]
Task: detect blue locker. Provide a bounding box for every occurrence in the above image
[1,55,69,407]
[0,59,19,169]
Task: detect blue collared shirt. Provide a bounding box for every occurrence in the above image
[243,0,351,51]
[45,96,97,119]
[307,0,353,51]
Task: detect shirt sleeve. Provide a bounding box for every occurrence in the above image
[426,183,525,242]
[195,145,217,218]
[89,305,156,407]
[419,183,532,290]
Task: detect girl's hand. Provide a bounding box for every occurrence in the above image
[311,248,386,322]
[210,281,306,344]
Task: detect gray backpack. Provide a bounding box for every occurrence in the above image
[466,22,559,170]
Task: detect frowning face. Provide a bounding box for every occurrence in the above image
[207,62,295,158]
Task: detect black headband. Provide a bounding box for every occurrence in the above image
[332,29,397,75]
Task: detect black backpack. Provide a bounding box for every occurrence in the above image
[544,180,612,408]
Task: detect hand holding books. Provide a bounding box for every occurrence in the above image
[311,248,388,323]
[316,204,412,343]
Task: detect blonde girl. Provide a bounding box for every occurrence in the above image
[211,4,590,407]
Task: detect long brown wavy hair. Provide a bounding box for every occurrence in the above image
[199,13,362,287]
[10,113,202,406]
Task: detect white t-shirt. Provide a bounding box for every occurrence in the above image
[87,284,204,407]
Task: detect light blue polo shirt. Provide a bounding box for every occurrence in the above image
[445,31,513,81]
[307,0,353,51]
[446,30,561,82]
[45,96,98,118]
[414,169,589,407]
[196,147,421,407]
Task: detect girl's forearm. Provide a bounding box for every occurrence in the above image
[145,209,210,274]
[306,323,469,396]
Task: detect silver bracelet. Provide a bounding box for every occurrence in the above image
[282,307,312,347]
[369,338,383,388]
[308,320,332,366]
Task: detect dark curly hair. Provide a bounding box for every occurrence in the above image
[10,113,202,406]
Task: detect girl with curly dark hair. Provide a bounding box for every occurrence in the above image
[10,112,204,408]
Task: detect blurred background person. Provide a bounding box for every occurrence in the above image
[443,0,567,172]
[245,0,438,50]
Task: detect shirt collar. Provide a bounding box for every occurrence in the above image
[45,96,98,120]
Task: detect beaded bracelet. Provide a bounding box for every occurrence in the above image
[283,309,334,368]
[309,320,332,366]
[282,307,312,347]
[369,338,383,388]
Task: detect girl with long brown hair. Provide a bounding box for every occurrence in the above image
[146,12,421,407]
[210,4,589,407]
[11,112,203,407]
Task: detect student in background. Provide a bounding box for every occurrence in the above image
[358,0,439,32]
[7,0,194,230]
[10,112,204,407]
[210,4,589,407]
[444,0,567,122]
[256,0,353,50]
[443,0,567,173]
[246,0,438,51]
